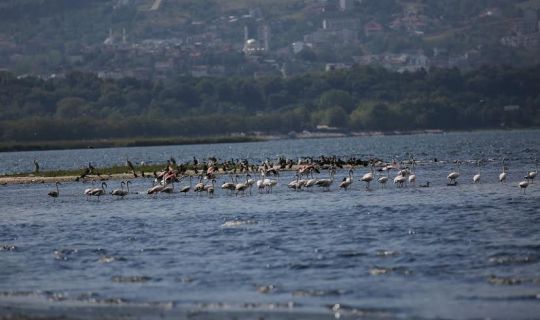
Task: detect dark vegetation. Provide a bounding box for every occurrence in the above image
[1,65,539,144]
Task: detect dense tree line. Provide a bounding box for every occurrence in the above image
[0,65,539,142]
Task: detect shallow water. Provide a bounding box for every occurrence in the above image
[1,130,540,319]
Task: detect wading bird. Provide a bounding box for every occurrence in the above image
[126,157,138,178]
[315,168,335,191]
[339,169,354,190]
[147,182,164,196]
[473,160,481,184]
[499,159,507,183]
[360,165,374,190]
[526,160,537,184]
[111,181,129,198]
[48,181,60,199]
[179,176,192,195]
[34,160,40,174]
[447,161,461,185]
[519,180,529,194]
[89,182,107,200]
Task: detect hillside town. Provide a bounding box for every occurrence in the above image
[0,0,539,79]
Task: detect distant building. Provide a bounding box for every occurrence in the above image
[501,33,540,48]
[325,63,351,71]
[364,22,383,36]
[338,0,353,11]
[292,41,307,54]
[323,18,360,31]
[243,39,266,55]
[304,29,358,47]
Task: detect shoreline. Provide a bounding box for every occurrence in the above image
[1,128,537,153]
[0,136,265,153]
[0,164,314,185]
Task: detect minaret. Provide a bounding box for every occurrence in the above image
[263,25,270,51]
[244,25,249,42]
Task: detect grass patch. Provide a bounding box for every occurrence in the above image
[0,135,264,153]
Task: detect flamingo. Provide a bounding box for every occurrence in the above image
[519,180,529,194]
[205,179,216,197]
[147,181,164,195]
[235,175,250,196]
[447,161,461,185]
[526,160,537,184]
[221,174,237,194]
[473,160,481,184]
[315,168,335,191]
[263,176,278,193]
[394,172,406,187]
[378,168,389,188]
[360,164,374,190]
[160,181,175,194]
[194,175,205,194]
[111,181,130,198]
[245,174,256,195]
[339,169,354,190]
[179,176,192,195]
[84,180,97,199]
[288,174,303,191]
[303,168,319,190]
[256,172,266,193]
[48,181,61,199]
[499,159,507,183]
[89,182,107,200]
[408,158,416,187]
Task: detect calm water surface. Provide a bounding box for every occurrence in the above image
[1,130,539,319]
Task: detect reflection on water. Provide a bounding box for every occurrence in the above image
[1,130,539,319]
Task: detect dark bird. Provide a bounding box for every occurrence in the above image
[79,167,91,180]
[111,181,130,198]
[420,181,430,188]
[126,157,138,178]
[48,181,61,199]
[33,160,40,174]
[89,182,107,200]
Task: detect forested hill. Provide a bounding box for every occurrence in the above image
[0,65,539,143]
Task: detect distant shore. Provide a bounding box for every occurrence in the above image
[0,129,450,153]
[0,163,317,186]
[0,135,265,153]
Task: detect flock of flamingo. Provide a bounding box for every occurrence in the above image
[46,157,538,200]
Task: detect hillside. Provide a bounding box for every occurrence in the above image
[0,0,539,78]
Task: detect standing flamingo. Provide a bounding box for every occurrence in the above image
[360,164,374,190]
[48,181,61,199]
[179,176,192,195]
[147,181,164,196]
[473,160,481,184]
[526,159,537,184]
[339,169,354,190]
[519,180,529,194]
[447,161,461,185]
[89,182,107,200]
[499,159,507,183]
[111,181,129,198]
[315,168,335,191]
